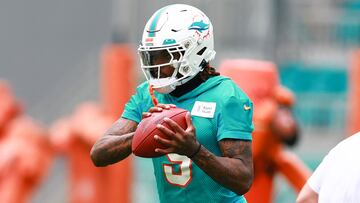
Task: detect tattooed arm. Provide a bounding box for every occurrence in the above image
[90,104,177,167]
[90,118,137,167]
[191,139,253,195]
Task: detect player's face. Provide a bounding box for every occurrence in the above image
[141,50,181,79]
[150,54,175,78]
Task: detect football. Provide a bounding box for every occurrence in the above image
[132,107,188,158]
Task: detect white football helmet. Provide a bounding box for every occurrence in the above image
[138,4,216,94]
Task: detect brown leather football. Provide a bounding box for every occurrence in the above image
[132,107,188,158]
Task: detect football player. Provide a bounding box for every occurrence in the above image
[91,4,254,203]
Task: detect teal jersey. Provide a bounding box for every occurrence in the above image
[122,76,254,203]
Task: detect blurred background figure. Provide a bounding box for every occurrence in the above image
[220,59,311,203]
[0,0,360,202]
[50,44,135,203]
[0,81,53,203]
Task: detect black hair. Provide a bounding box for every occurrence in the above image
[199,61,220,81]
[169,60,220,97]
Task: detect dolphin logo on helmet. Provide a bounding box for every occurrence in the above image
[188,20,209,32]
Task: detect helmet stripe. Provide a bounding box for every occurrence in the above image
[148,6,168,37]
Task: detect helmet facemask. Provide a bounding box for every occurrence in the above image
[139,40,196,94]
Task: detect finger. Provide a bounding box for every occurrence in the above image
[142,112,151,119]
[155,147,173,154]
[156,124,176,138]
[148,106,163,113]
[156,103,171,110]
[163,117,186,134]
[157,122,183,142]
[156,103,176,109]
[154,135,172,146]
[185,111,192,128]
[185,112,195,133]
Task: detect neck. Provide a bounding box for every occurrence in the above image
[170,73,204,97]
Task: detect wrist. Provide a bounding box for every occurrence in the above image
[188,142,202,158]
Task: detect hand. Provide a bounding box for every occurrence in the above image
[154,112,200,157]
[141,103,177,119]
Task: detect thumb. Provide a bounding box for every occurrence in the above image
[185,111,192,128]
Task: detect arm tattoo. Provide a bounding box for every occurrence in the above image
[107,118,137,136]
[190,139,254,194]
[220,139,252,162]
[91,118,138,166]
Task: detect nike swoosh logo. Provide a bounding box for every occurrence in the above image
[243,104,251,111]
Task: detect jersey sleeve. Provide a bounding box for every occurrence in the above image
[121,84,149,123]
[217,96,254,141]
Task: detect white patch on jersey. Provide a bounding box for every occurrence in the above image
[191,101,216,118]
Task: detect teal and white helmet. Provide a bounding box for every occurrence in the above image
[138,4,216,94]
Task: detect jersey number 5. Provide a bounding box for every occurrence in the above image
[163,153,192,187]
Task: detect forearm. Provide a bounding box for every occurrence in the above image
[191,145,253,195]
[90,132,134,167]
[90,118,137,167]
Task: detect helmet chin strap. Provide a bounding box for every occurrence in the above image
[148,84,159,106]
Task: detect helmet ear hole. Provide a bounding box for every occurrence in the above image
[179,66,191,76]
